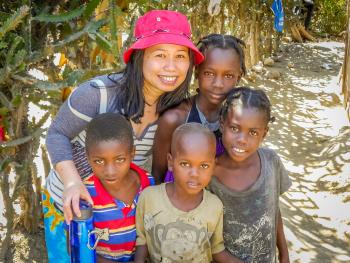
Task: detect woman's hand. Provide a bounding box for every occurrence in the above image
[55,160,93,224]
[63,180,93,224]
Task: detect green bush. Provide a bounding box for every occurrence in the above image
[315,0,347,35]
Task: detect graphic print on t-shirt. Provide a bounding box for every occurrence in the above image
[224,212,274,262]
[144,214,211,263]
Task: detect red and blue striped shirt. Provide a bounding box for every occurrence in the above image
[85,163,154,262]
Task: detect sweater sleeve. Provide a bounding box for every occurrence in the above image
[46,79,101,166]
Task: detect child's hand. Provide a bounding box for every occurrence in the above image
[213,250,243,263]
[63,180,92,224]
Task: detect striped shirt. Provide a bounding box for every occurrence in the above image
[45,74,157,210]
[85,163,155,262]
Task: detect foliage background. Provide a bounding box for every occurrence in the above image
[0,0,347,262]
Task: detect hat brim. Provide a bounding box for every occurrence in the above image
[123,33,204,65]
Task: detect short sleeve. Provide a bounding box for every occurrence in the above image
[275,154,292,195]
[210,200,225,254]
[135,190,147,246]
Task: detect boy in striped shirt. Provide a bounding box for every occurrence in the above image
[84,113,154,262]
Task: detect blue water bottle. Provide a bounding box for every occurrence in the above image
[68,200,96,263]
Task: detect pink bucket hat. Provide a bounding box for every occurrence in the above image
[123,10,204,65]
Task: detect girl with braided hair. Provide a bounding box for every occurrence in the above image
[152,34,246,183]
[207,87,291,263]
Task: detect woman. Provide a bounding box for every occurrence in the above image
[43,10,203,262]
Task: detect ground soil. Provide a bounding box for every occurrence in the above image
[1,40,349,263]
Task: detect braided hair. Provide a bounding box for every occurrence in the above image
[220,87,275,125]
[197,34,247,76]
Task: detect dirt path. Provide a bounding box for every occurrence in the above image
[2,41,349,263]
[251,41,350,263]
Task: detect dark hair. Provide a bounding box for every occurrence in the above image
[108,49,194,123]
[220,86,274,124]
[197,34,246,76]
[171,123,216,155]
[85,113,134,153]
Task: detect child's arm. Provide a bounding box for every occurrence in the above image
[213,250,243,263]
[134,245,148,263]
[277,209,290,263]
[152,109,185,183]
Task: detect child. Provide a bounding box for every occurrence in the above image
[207,87,291,263]
[152,34,246,183]
[84,113,154,262]
[134,123,242,263]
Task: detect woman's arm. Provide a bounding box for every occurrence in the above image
[151,108,186,183]
[277,209,290,263]
[46,80,102,222]
[56,160,93,224]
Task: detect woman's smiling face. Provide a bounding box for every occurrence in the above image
[142,44,190,94]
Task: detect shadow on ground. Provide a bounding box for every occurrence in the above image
[251,42,350,263]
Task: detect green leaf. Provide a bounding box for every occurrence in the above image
[32,6,86,23]
[0,127,44,148]
[85,19,108,33]
[0,156,11,172]
[13,49,27,69]
[0,107,9,116]
[0,68,8,85]
[0,91,12,109]
[6,36,24,65]
[53,31,85,47]
[109,3,120,57]
[93,32,112,53]
[61,64,73,79]
[53,19,107,47]
[33,80,67,91]
[0,5,29,40]
[0,41,7,50]
[84,0,102,19]
[66,69,85,86]
[34,112,50,130]
[11,94,22,107]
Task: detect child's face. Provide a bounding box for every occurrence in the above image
[168,133,216,195]
[221,106,268,163]
[197,48,242,106]
[87,140,135,191]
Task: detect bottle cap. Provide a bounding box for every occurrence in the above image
[73,200,93,220]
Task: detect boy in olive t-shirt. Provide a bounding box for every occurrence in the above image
[134,123,242,263]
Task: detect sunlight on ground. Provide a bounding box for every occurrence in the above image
[270,42,350,263]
